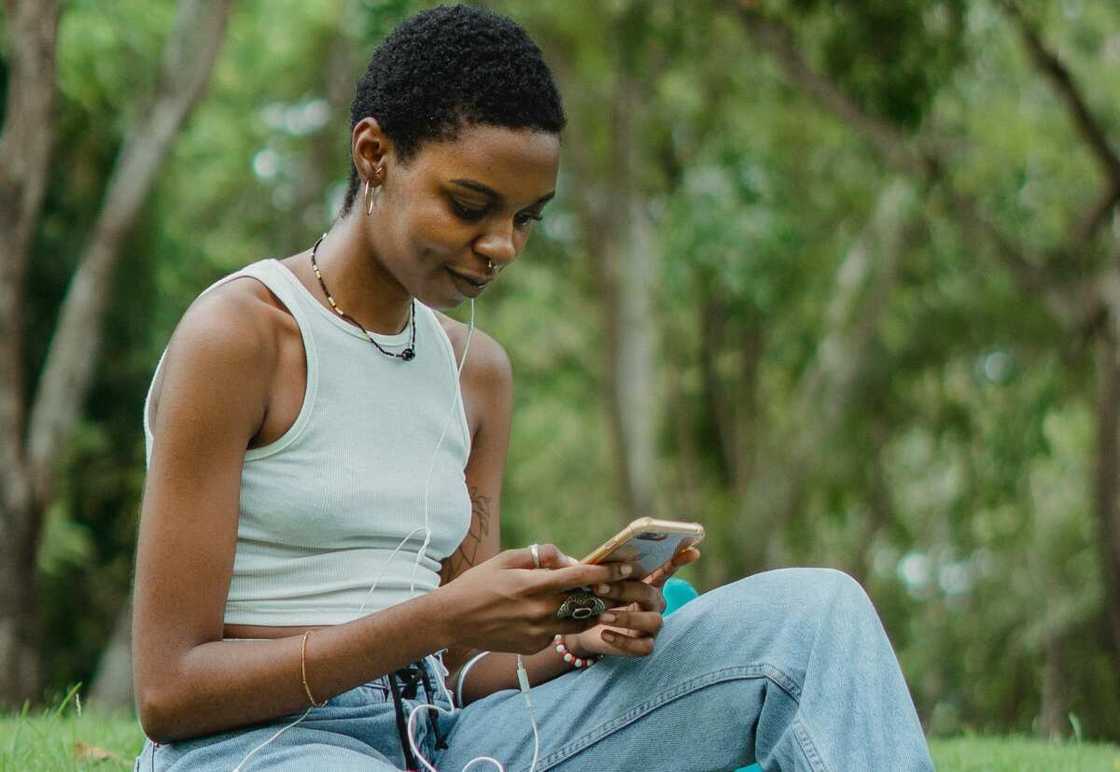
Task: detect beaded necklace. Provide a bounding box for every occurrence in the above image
[309,233,416,361]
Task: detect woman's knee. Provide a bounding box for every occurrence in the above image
[669,567,879,641]
[780,566,872,606]
[711,567,878,627]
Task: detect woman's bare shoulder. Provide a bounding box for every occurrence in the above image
[149,276,291,425]
[434,311,512,389]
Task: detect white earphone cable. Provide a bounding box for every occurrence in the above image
[234,297,540,772]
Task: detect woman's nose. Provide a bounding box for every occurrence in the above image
[475,227,516,270]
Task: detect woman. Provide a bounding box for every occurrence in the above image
[132,6,933,770]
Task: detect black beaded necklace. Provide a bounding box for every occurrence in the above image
[309,233,416,362]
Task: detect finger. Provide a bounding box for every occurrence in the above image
[597,610,663,637]
[676,546,701,565]
[599,627,655,656]
[645,562,673,588]
[592,582,661,612]
[538,560,634,592]
[533,543,578,570]
[647,547,702,587]
[592,579,662,611]
[551,616,605,638]
[495,544,556,569]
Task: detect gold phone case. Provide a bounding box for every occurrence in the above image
[581,517,705,578]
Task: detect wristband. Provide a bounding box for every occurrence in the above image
[454,650,492,708]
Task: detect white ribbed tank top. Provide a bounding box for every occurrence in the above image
[142,258,472,626]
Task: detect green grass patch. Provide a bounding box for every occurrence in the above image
[931,736,1120,771]
[0,705,143,770]
[1,704,1119,770]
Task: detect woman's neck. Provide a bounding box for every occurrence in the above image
[309,212,413,335]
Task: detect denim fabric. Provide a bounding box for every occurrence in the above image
[133,568,934,771]
[134,673,448,771]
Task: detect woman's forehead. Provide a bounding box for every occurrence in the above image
[417,124,560,203]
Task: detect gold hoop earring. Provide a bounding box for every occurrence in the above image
[364,178,374,216]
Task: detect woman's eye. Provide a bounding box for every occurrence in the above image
[451,199,487,221]
[515,211,543,228]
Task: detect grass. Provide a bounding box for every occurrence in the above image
[1,696,1118,771]
[0,689,144,771]
[931,737,1120,771]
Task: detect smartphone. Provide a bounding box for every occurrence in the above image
[581,517,705,580]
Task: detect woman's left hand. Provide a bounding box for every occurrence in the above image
[562,546,701,659]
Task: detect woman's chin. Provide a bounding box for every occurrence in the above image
[413,284,468,311]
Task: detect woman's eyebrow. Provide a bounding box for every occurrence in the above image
[450,178,555,206]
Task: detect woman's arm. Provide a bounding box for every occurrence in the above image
[132,283,462,742]
[435,325,707,705]
[435,325,580,703]
[134,290,619,743]
[437,324,517,684]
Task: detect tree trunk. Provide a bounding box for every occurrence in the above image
[0,0,61,709]
[88,597,133,711]
[603,191,659,521]
[1039,624,1068,739]
[0,0,234,707]
[585,68,660,525]
[0,498,43,706]
[737,180,914,567]
[536,16,663,525]
[851,423,893,586]
[27,0,236,503]
[1093,332,1120,657]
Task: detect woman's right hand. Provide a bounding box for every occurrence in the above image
[438,544,633,654]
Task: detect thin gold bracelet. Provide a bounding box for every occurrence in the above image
[300,630,329,707]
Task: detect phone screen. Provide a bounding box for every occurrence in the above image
[596,531,698,580]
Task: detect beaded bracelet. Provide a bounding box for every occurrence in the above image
[553,634,601,668]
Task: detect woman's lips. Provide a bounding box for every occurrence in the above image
[446,266,490,297]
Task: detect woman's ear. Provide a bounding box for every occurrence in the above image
[352,116,393,182]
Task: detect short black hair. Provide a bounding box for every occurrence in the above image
[340,4,566,217]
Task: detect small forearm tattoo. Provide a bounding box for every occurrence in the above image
[444,485,491,580]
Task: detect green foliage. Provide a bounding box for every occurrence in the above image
[17,0,1120,747]
[785,0,967,127]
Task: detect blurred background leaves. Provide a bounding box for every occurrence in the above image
[3,0,1119,743]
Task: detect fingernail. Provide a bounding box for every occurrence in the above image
[600,612,616,623]
[597,584,610,595]
[603,631,616,642]
[621,564,633,576]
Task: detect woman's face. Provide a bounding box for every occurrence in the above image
[359,120,561,309]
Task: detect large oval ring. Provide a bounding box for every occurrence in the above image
[529,543,541,569]
[556,590,607,620]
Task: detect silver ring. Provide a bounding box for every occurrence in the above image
[529,543,541,568]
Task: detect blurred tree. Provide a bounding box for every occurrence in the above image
[727,0,1120,736]
[0,0,233,707]
[7,0,1120,745]
[0,0,60,710]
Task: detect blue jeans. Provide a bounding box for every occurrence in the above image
[134,568,934,771]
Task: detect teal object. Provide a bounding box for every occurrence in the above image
[662,576,699,615]
[661,578,762,772]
